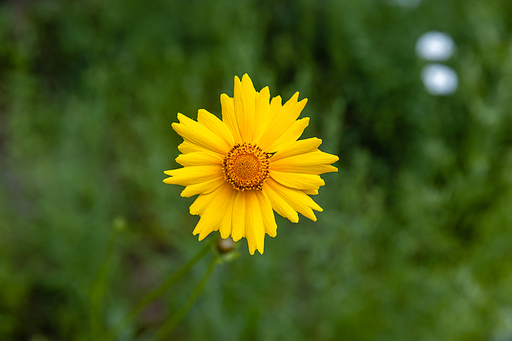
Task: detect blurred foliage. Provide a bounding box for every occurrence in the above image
[1,0,512,340]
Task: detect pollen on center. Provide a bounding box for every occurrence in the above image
[223,142,271,191]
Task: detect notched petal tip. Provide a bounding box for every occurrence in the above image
[197,108,208,117]
[219,229,230,239]
[287,91,307,107]
[177,112,187,122]
[271,95,282,104]
[247,242,264,255]
[241,73,254,84]
[260,85,270,94]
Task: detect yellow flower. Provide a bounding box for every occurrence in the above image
[164,74,338,255]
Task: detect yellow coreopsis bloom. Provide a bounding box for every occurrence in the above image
[164,74,338,255]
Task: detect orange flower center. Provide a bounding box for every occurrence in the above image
[223,143,271,191]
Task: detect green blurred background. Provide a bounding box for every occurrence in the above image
[1,0,512,340]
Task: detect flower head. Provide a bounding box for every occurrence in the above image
[164,74,338,255]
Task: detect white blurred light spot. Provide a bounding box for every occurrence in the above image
[421,64,458,96]
[416,31,455,61]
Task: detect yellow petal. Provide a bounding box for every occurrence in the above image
[180,177,226,198]
[245,191,265,255]
[219,189,237,238]
[271,151,339,174]
[263,182,299,223]
[270,171,325,191]
[271,138,322,162]
[189,186,223,215]
[178,141,210,154]
[255,190,277,237]
[252,86,271,144]
[175,152,223,166]
[231,191,246,241]
[197,109,235,148]
[233,74,256,142]
[193,183,234,241]
[268,95,282,122]
[266,179,322,222]
[163,166,223,186]
[265,117,310,152]
[194,213,219,241]
[304,189,319,195]
[173,113,230,154]
[220,93,242,143]
[258,93,307,150]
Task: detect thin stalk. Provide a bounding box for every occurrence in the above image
[103,237,216,341]
[90,227,121,340]
[151,255,219,341]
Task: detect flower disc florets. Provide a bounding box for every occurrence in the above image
[223,142,271,191]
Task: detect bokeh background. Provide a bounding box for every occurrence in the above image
[2,0,512,340]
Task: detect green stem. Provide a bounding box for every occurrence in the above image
[151,255,219,341]
[90,226,121,340]
[103,237,216,341]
